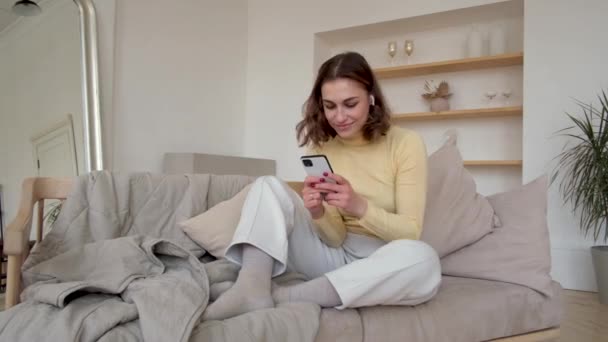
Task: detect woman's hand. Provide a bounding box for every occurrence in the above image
[314,172,368,218]
[302,176,326,219]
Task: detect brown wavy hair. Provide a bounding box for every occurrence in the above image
[296,51,391,148]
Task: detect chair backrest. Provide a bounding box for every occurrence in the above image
[29,178,74,201]
[22,178,74,243]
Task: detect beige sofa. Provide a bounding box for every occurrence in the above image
[2,175,560,342]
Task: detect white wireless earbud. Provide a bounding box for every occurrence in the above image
[369,95,375,106]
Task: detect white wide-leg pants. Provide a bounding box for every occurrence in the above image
[224,176,441,309]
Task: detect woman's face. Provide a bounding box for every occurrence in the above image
[321,78,370,140]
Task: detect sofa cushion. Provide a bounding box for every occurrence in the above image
[440,176,553,296]
[420,136,496,257]
[314,308,362,342]
[192,302,320,342]
[180,184,252,258]
[351,276,561,342]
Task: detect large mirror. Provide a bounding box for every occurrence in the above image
[0,0,100,242]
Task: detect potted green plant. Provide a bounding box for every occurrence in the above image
[552,91,608,304]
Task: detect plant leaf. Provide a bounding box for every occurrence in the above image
[551,91,608,243]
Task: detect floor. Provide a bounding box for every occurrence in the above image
[559,290,608,341]
[0,290,606,340]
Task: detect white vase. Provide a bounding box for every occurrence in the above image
[430,98,450,112]
[489,25,506,55]
[467,25,484,58]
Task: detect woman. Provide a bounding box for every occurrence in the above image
[203,52,441,321]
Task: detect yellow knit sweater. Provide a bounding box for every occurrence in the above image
[310,126,428,247]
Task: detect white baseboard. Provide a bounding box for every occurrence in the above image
[551,247,597,291]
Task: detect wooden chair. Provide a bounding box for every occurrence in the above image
[3,177,72,309]
[2,177,559,342]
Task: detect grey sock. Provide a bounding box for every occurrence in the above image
[202,245,275,320]
[209,281,234,302]
[240,244,274,281]
[273,275,342,308]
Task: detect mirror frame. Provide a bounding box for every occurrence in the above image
[74,0,103,172]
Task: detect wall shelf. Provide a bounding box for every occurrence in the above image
[463,160,522,167]
[374,52,524,79]
[392,106,523,121]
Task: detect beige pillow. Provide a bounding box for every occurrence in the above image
[420,137,496,257]
[440,176,554,296]
[180,184,252,258]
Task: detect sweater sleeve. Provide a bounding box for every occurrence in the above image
[313,204,347,247]
[358,133,428,241]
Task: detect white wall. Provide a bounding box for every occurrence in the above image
[523,0,608,291]
[110,0,248,173]
[244,0,607,290]
[0,0,82,233]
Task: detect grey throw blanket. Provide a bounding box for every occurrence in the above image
[0,172,320,342]
[0,236,207,342]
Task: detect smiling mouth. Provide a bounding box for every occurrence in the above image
[336,123,352,130]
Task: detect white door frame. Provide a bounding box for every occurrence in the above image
[31,114,79,176]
